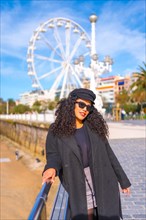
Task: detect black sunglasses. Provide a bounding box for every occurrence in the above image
[75,101,93,112]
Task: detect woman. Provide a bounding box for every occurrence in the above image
[42,88,131,220]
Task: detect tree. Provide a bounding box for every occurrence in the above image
[115,89,130,108]
[32,100,42,113]
[7,98,16,113]
[39,100,48,112]
[14,104,31,114]
[48,100,57,110]
[130,62,146,104]
[0,98,6,114]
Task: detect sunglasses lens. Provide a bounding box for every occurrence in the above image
[87,106,91,112]
[78,102,86,109]
[77,102,93,112]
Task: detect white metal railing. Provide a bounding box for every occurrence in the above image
[0,111,55,123]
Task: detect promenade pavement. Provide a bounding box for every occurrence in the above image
[107,120,146,220]
[0,120,145,220]
[107,119,145,139]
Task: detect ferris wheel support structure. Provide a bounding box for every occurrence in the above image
[27,15,113,111]
[27,17,91,100]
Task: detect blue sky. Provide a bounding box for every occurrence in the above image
[1,0,145,101]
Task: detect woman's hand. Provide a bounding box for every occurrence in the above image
[42,168,56,185]
[121,187,131,195]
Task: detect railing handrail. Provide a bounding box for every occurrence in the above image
[28,182,52,220]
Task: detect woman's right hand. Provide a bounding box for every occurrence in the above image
[42,168,56,185]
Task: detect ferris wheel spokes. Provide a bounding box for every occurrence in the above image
[35,54,62,64]
[48,68,65,98]
[54,26,66,60]
[38,65,62,80]
[65,25,71,58]
[83,51,90,58]
[67,37,82,63]
[41,34,63,59]
[28,17,91,98]
[69,64,83,87]
[60,65,69,99]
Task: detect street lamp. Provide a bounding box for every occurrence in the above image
[73,14,113,112]
[89,14,113,112]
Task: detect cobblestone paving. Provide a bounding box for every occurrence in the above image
[109,138,146,220]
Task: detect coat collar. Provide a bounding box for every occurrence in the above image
[84,123,101,163]
[61,134,83,166]
[60,122,101,166]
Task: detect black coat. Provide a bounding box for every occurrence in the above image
[44,123,131,220]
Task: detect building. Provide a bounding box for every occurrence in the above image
[97,76,116,104]
[19,90,47,107]
[96,75,131,112]
[19,74,134,107]
[114,76,130,95]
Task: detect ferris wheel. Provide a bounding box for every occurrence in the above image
[27,17,92,100]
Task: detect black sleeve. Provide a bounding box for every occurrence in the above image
[105,139,131,189]
[43,129,62,176]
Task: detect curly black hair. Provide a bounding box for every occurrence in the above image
[50,97,109,140]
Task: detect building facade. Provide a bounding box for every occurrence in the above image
[19,74,136,107]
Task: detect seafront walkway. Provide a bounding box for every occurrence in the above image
[0,120,145,220]
[108,120,146,220]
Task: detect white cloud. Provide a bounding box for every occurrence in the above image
[2,1,143,50]
[1,0,145,100]
[92,0,145,63]
[1,1,79,57]
[1,0,145,76]
[95,23,145,61]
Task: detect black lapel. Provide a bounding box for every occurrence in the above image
[61,135,83,166]
[84,123,101,165]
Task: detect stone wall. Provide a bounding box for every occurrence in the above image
[0,119,49,160]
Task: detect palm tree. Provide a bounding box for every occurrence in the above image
[115,89,130,107]
[130,62,146,105]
